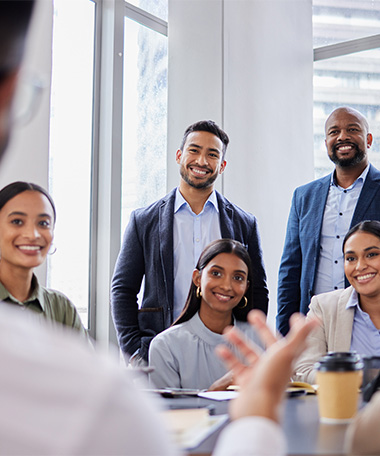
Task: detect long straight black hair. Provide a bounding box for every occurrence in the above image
[173,239,254,326]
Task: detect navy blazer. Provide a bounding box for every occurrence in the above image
[111,188,268,361]
[277,164,380,336]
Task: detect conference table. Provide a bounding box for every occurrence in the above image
[162,393,356,456]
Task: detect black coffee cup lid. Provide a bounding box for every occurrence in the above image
[315,352,363,372]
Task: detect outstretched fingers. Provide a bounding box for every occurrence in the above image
[223,326,261,365]
[247,310,278,348]
[286,313,320,358]
[214,344,249,380]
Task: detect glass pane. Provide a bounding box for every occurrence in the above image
[125,0,168,22]
[313,48,380,178]
[121,16,168,233]
[48,0,95,328]
[313,0,380,47]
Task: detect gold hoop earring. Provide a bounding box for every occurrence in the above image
[196,287,202,299]
[238,296,248,309]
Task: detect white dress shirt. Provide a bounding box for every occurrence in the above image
[0,304,178,456]
[0,303,286,456]
[213,417,286,456]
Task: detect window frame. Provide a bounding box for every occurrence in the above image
[88,0,168,345]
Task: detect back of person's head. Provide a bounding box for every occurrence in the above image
[343,220,380,251]
[0,181,56,223]
[0,0,35,81]
[173,238,254,325]
[179,120,230,158]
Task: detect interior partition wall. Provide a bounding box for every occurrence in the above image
[168,0,314,328]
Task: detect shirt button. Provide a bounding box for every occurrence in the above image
[196,238,200,242]
[336,235,340,239]
[344,190,347,193]
[335,260,338,264]
[339,212,343,216]
[334,286,338,290]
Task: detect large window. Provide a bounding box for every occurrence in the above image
[48,0,168,335]
[49,0,95,328]
[313,1,380,178]
[121,6,168,232]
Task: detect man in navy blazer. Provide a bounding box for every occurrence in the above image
[277,107,380,336]
[111,120,268,363]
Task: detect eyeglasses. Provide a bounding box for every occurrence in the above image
[11,73,46,126]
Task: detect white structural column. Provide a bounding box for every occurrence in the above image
[167,0,224,193]
[168,0,314,327]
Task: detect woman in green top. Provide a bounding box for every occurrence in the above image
[0,181,88,338]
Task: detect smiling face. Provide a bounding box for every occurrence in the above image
[0,190,55,272]
[325,108,372,169]
[193,252,249,318]
[344,231,380,300]
[176,131,227,190]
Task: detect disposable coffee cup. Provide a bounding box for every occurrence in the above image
[315,352,363,424]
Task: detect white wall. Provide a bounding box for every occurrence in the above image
[168,0,315,328]
[0,0,53,283]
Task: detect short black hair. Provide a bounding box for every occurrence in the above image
[179,120,229,159]
[0,1,35,81]
[0,181,56,223]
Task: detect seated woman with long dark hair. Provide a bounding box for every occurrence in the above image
[0,181,87,338]
[295,220,380,383]
[148,239,263,390]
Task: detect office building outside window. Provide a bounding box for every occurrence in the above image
[313,1,380,178]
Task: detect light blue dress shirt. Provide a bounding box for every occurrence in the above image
[346,289,380,356]
[314,166,369,295]
[173,189,221,320]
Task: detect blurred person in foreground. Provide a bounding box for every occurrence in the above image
[0,1,319,454]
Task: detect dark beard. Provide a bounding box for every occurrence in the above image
[330,143,365,168]
[180,165,218,189]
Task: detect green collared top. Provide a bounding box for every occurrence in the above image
[0,275,88,340]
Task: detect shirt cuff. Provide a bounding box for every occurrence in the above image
[213,416,287,456]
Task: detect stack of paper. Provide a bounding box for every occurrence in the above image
[162,408,228,450]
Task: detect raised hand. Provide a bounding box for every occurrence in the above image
[216,310,318,422]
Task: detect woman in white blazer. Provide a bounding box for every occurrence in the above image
[294,220,380,384]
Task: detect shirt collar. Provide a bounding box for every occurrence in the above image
[0,275,45,311]
[331,164,369,189]
[174,187,219,214]
[346,288,360,310]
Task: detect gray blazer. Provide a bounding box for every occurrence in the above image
[294,286,355,384]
